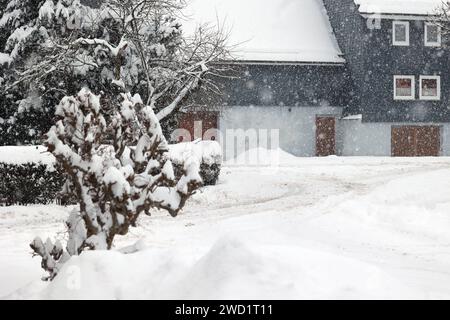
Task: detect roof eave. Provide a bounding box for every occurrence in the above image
[214,59,347,66]
[359,11,441,21]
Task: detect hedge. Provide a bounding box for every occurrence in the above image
[0,163,66,206]
[0,142,222,206]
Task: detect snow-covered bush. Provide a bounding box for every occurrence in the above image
[31,88,202,280]
[170,141,222,185]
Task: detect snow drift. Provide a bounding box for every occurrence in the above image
[11,236,414,300]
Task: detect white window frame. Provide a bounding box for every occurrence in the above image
[394,75,415,100]
[419,75,441,100]
[424,22,441,47]
[393,21,410,46]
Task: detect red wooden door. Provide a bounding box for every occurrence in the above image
[392,126,416,157]
[416,126,440,157]
[392,126,440,157]
[316,117,336,157]
[178,111,219,142]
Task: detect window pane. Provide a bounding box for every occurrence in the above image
[396,78,412,96]
[395,24,406,42]
[427,25,439,43]
[422,79,438,97]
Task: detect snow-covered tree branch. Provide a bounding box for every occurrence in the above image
[431,1,450,39]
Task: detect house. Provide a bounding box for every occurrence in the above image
[326,0,450,157]
[180,0,450,158]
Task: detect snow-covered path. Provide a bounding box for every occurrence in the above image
[3,156,450,299]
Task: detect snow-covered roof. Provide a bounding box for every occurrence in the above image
[184,0,345,64]
[354,0,442,15]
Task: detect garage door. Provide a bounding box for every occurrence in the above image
[392,126,440,157]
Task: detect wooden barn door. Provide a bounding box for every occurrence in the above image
[392,126,416,157]
[178,111,219,142]
[392,126,440,157]
[416,126,440,156]
[316,116,336,157]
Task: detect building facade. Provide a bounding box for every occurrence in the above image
[180,0,450,158]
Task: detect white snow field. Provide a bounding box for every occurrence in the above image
[2,152,450,299]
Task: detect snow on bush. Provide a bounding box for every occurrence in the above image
[170,140,222,185]
[30,88,202,280]
[170,140,222,166]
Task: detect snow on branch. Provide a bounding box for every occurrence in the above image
[73,37,128,58]
[156,77,200,121]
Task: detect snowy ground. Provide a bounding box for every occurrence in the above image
[2,153,450,299]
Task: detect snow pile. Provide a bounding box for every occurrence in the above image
[334,169,450,238]
[355,0,442,15]
[184,0,344,63]
[226,147,302,166]
[9,236,414,300]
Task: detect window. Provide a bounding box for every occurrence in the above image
[420,76,441,100]
[394,75,415,100]
[425,22,441,47]
[393,21,410,46]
